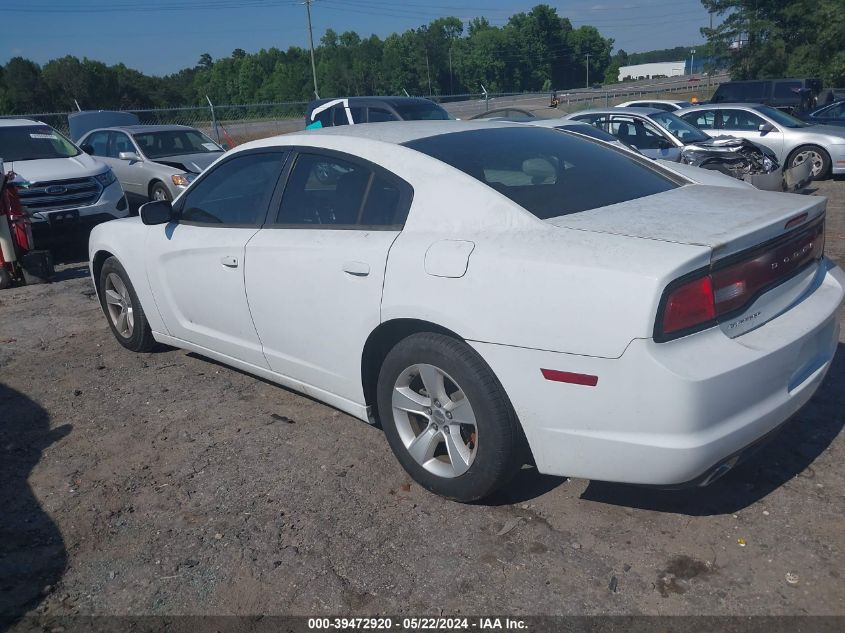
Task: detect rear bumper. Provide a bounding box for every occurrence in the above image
[471,259,845,485]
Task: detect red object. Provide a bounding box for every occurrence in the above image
[658,220,825,339]
[2,177,33,253]
[661,275,716,336]
[541,368,599,387]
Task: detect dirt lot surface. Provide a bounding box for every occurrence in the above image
[2,178,844,628]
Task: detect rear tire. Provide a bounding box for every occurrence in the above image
[98,256,157,352]
[377,333,526,502]
[788,144,831,180]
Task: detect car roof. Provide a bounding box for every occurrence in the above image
[85,124,197,134]
[573,107,664,116]
[621,99,685,104]
[307,96,439,108]
[678,103,766,111]
[0,118,43,127]
[243,120,523,149]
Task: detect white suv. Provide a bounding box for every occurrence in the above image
[0,118,128,238]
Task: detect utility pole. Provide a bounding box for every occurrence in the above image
[585,53,591,88]
[449,46,453,95]
[304,0,319,99]
[690,48,696,75]
[425,50,432,97]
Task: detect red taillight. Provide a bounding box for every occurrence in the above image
[661,275,716,336]
[657,219,825,341]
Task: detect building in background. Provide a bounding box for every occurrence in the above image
[619,61,686,82]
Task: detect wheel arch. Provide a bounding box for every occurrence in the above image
[360,318,464,414]
[91,249,115,299]
[148,178,167,199]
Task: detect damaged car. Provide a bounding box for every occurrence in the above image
[680,136,811,192]
[73,112,225,204]
[565,107,811,192]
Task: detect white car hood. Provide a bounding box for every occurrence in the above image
[5,153,108,183]
[548,184,826,260]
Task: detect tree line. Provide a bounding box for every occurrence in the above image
[0,4,618,114]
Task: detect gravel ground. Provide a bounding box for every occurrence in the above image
[1,178,844,628]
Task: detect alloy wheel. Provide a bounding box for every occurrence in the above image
[391,363,479,478]
[104,272,134,338]
[792,149,825,178]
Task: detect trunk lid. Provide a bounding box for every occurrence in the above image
[547,184,825,262]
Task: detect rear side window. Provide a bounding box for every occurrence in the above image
[681,110,715,129]
[404,127,677,220]
[275,153,408,227]
[181,152,286,225]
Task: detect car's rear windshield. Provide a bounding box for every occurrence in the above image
[403,127,678,219]
[132,129,222,159]
[0,125,80,162]
[394,103,451,121]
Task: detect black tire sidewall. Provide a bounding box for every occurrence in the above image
[377,333,522,502]
[98,257,152,351]
[151,182,172,202]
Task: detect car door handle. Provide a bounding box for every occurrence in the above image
[342,261,370,276]
[221,256,239,268]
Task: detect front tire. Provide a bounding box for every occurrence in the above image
[150,181,172,202]
[377,333,525,502]
[788,144,831,180]
[98,257,157,352]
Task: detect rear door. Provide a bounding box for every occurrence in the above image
[146,149,288,366]
[245,149,412,404]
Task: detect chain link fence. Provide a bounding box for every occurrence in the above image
[2,73,725,145]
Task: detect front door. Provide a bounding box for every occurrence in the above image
[146,149,288,367]
[715,109,785,158]
[245,150,412,404]
[108,132,147,197]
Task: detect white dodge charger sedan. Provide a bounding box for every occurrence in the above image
[89,121,845,501]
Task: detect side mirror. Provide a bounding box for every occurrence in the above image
[140,199,174,225]
[758,122,775,134]
[119,151,141,162]
[81,143,95,155]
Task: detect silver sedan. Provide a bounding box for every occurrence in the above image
[677,103,845,179]
[77,125,225,203]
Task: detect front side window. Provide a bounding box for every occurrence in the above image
[753,105,809,128]
[133,129,221,158]
[0,125,80,162]
[607,116,672,151]
[84,131,110,156]
[404,127,677,220]
[180,152,286,225]
[275,153,407,227]
[649,111,710,144]
[110,133,136,158]
[720,109,767,131]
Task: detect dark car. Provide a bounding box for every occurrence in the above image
[305,97,450,128]
[797,100,845,127]
[711,78,823,113]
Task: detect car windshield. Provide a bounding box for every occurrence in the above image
[404,127,677,220]
[649,111,710,144]
[0,125,80,162]
[393,103,451,121]
[753,105,810,128]
[132,129,222,159]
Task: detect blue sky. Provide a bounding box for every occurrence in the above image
[1,0,714,76]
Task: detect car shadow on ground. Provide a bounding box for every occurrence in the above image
[579,342,845,516]
[0,383,71,628]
